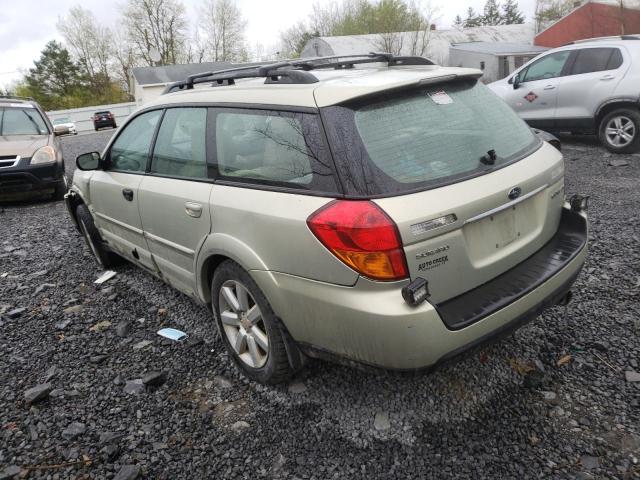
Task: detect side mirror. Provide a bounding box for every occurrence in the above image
[53,125,70,136]
[76,152,101,171]
[513,74,521,90]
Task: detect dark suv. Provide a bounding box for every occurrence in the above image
[92,111,117,130]
[0,96,67,201]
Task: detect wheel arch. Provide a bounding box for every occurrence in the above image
[65,188,89,231]
[595,99,640,126]
[196,233,269,304]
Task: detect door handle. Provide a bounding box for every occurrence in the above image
[184,202,203,218]
[122,188,134,201]
[600,74,615,80]
[543,85,556,90]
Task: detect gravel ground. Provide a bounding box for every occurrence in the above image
[0,131,639,479]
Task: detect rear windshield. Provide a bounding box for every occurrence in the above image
[53,117,71,124]
[95,111,110,115]
[0,107,49,136]
[322,79,539,196]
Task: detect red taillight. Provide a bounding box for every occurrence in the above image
[307,200,408,281]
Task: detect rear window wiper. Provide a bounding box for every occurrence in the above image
[480,149,497,166]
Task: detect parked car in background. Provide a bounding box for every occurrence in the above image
[66,54,588,384]
[92,110,117,130]
[0,96,67,201]
[489,35,640,153]
[52,116,78,135]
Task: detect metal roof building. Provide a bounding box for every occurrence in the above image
[449,42,548,83]
[301,24,536,66]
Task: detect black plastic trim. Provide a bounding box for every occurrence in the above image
[435,208,587,330]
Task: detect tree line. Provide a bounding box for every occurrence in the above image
[453,0,525,28]
[12,0,250,110]
[7,0,531,110]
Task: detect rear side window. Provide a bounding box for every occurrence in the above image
[322,79,539,196]
[109,110,162,172]
[151,108,207,179]
[570,47,623,75]
[213,109,339,193]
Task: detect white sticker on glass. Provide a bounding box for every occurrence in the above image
[428,91,453,105]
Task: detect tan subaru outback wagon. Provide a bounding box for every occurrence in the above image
[65,54,588,384]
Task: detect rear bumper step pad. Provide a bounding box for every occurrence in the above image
[435,208,587,330]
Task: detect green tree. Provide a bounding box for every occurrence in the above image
[453,14,464,28]
[463,7,482,27]
[502,0,525,24]
[482,0,503,25]
[22,41,86,110]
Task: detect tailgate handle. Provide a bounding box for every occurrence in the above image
[122,188,134,201]
[185,202,203,218]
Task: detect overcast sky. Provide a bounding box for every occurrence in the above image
[0,0,535,89]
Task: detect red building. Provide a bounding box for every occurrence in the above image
[534,0,640,47]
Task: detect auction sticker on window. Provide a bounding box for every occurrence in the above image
[428,91,453,105]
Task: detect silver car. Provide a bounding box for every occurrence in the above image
[66,54,588,384]
[489,35,640,153]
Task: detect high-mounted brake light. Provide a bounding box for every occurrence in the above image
[307,200,409,281]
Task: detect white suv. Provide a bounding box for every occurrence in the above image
[489,35,640,153]
[66,54,588,384]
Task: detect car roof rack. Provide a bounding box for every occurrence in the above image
[162,53,435,94]
[565,34,640,45]
[0,95,34,102]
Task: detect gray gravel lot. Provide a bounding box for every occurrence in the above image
[0,131,639,479]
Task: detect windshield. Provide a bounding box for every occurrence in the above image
[0,107,49,136]
[53,117,71,124]
[322,79,539,196]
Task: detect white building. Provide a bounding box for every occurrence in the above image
[301,24,536,67]
[449,42,548,83]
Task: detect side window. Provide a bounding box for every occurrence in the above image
[522,51,571,82]
[215,110,314,185]
[108,110,161,172]
[571,48,622,75]
[150,108,207,179]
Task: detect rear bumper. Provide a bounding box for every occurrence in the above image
[252,207,588,370]
[94,120,115,128]
[0,158,64,198]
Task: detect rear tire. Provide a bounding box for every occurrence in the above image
[212,260,295,384]
[76,204,121,268]
[598,108,640,153]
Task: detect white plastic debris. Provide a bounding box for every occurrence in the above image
[157,328,187,342]
[94,270,117,284]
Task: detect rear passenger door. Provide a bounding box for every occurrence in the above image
[137,107,212,296]
[554,47,627,130]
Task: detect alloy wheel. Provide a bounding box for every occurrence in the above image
[218,280,269,368]
[605,116,636,148]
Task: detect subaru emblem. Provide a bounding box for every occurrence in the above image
[508,187,522,200]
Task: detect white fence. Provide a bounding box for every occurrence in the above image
[46,102,138,133]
